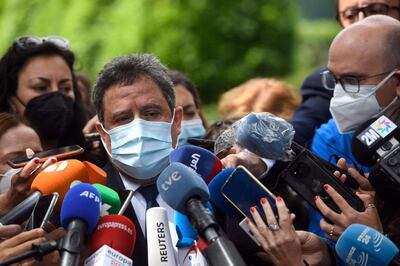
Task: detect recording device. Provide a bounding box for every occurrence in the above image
[89,214,136,258]
[31,159,107,210]
[280,145,364,217]
[92,184,121,216]
[208,168,243,221]
[26,192,59,230]
[175,210,210,266]
[7,145,83,168]
[335,224,400,266]
[84,245,132,266]
[352,115,400,202]
[169,145,223,184]
[60,183,101,266]
[0,191,41,226]
[157,162,246,266]
[146,207,177,266]
[187,138,215,153]
[236,112,296,161]
[221,166,278,221]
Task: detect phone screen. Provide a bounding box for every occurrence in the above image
[8,145,83,168]
[221,166,278,221]
[26,193,59,230]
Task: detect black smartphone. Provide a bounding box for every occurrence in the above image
[187,138,215,153]
[26,193,59,230]
[118,189,135,215]
[221,166,278,221]
[280,148,365,218]
[7,145,84,168]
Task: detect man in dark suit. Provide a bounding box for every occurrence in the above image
[92,54,183,266]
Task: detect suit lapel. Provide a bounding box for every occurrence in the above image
[104,162,148,266]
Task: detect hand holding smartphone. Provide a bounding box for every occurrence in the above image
[7,145,83,168]
[221,166,279,222]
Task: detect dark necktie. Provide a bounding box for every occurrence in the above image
[138,184,159,210]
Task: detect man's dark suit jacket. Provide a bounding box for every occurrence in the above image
[104,162,148,266]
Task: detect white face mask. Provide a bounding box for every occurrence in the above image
[178,118,206,146]
[101,111,175,180]
[330,71,397,134]
[0,168,21,194]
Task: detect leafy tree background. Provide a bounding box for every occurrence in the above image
[0,0,339,119]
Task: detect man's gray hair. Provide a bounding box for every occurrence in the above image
[93,54,175,122]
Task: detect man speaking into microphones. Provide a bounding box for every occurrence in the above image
[93,54,183,266]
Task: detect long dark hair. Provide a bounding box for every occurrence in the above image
[0,40,90,147]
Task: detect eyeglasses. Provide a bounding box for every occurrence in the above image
[14,35,70,50]
[338,3,400,23]
[321,69,398,93]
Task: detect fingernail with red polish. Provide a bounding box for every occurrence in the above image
[276,196,282,202]
[323,184,329,190]
[260,197,267,204]
[250,207,255,213]
[245,219,250,225]
[33,158,40,164]
[314,195,319,201]
[50,158,57,163]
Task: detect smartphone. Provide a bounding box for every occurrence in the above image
[118,189,135,215]
[7,145,84,168]
[187,138,215,153]
[280,148,365,218]
[221,166,278,222]
[26,193,59,230]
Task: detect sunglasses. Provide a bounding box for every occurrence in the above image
[14,35,70,50]
[338,3,400,23]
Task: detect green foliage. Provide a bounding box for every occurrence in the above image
[0,0,298,103]
[285,19,340,92]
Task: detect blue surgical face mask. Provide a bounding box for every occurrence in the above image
[178,118,206,146]
[101,112,175,180]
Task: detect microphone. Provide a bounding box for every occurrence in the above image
[336,224,400,266]
[175,210,197,247]
[146,207,177,266]
[351,115,399,167]
[87,214,136,266]
[236,112,295,161]
[208,168,260,246]
[60,183,101,266]
[175,210,210,266]
[208,168,243,221]
[169,145,223,184]
[31,159,107,210]
[92,184,121,216]
[157,162,246,266]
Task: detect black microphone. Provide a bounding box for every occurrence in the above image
[351,115,400,202]
[157,162,246,266]
[0,240,58,266]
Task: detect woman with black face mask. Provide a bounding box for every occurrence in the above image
[0,36,106,166]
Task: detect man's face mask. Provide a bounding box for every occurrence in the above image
[178,118,206,146]
[330,70,397,134]
[101,111,175,180]
[18,92,74,141]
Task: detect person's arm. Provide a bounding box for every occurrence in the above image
[0,155,57,215]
